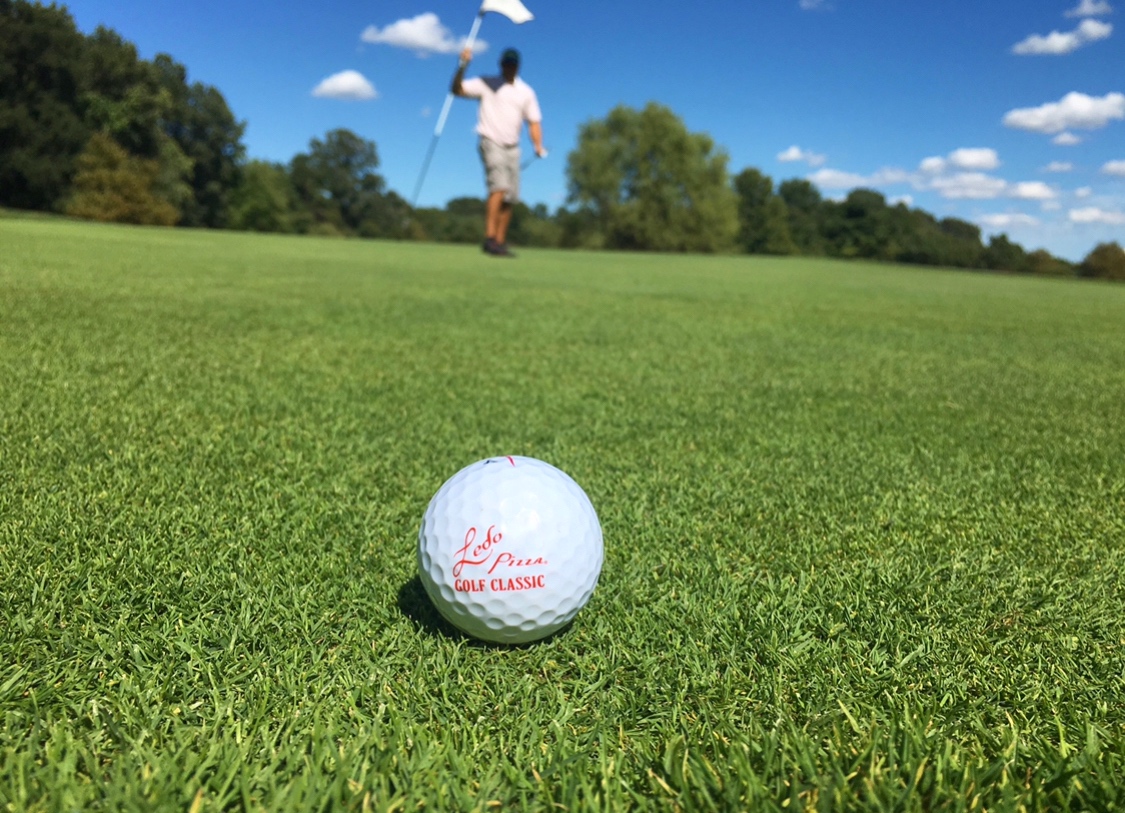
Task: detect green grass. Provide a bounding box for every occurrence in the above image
[1,218,1123,811]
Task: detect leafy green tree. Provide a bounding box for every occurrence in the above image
[567,103,738,253]
[288,129,411,239]
[820,189,894,259]
[64,132,179,225]
[983,234,1030,273]
[1079,242,1125,281]
[0,3,220,221]
[76,28,194,221]
[883,208,985,269]
[894,208,950,266]
[733,168,796,255]
[1026,249,1074,277]
[778,179,825,255]
[0,0,89,209]
[936,217,985,268]
[415,197,485,243]
[79,27,168,158]
[508,202,562,248]
[555,207,603,250]
[152,54,245,228]
[445,197,486,218]
[228,160,295,233]
[357,190,412,240]
[412,198,557,247]
[152,135,194,216]
[290,129,393,236]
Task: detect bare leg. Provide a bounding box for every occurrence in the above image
[496,201,514,245]
[485,191,507,241]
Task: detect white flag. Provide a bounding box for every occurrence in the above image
[479,0,534,24]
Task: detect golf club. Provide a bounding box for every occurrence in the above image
[521,149,547,171]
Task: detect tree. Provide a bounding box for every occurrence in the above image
[152,53,245,228]
[79,26,167,159]
[0,0,90,209]
[983,234,1029,273]
[414,198,560,247]
[929,217,984,269]
[152,135,194,217]
[357,190,412,240]
[567,103,738,253]
[0,4,192,214]
[1079,242,1125,281]
[77,34,194,215]
[415,197,485,243]
[64,132,179,225]
[507,202,562,248]
[555,207,603,250]
[821,189,893,259]
[228,160,296,233]
[733,168,796,255]
[292,128,374,231]
[287,129,411,239]
[778,179,825,255]
[1026,249,1074,277]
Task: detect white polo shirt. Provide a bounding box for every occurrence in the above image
[459,76,541,147]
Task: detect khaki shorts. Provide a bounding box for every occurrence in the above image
[479,137,520,203]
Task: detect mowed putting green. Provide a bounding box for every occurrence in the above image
[1,218,1123,810]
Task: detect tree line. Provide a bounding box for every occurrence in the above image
[2,1,1122,280]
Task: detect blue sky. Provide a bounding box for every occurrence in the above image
[62,0,1125,259]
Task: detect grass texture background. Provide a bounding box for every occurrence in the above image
[1,218,1123,810]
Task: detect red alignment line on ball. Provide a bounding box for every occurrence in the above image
[507,456,516,466]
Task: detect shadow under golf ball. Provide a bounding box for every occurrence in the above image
[396,576,575,648]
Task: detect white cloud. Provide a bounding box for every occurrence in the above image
[1075,187,1094,198]
[1012,19,1113,55]
[1065,0,1113,17]
[361,13,488,56]
[806,167,912,191]
[1103,159,1125,176]
[1010,181,1057,200]
[1003,92,1125,134]
[930,173,1008,199]
[919,156,947,174]
[871,168,913,184]
[1042,200,1063,211]
[979,213,1041,229]
[949,148,1001,171]
[1070,207,1125,224]
[312,70,377,101]
[799,0,828,9]
[1053,131,1083,145]
[919,148,1000,174]
[777,145,827,167]
[1044,161,1074,172]
[890,195,914,207]
[808,169,869,189]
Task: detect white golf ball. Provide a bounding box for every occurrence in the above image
[418,456,604,644]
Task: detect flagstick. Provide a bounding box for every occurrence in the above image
[411,12,484,207]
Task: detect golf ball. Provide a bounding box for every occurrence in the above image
[418,456,603,644]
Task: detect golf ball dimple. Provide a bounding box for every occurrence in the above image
[417,456,604,644]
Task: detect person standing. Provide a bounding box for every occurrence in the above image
[452,47,545,257]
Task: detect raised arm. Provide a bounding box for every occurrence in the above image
[452,47,473,96]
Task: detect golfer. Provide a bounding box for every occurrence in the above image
[453,46,545,257]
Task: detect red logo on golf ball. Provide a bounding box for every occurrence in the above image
[452,525,548,593]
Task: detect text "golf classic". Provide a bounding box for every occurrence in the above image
[452,525,547,593]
